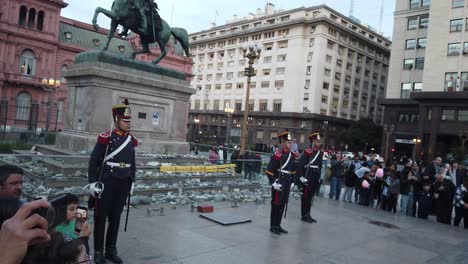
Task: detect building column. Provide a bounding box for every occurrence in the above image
[416,104,427,162]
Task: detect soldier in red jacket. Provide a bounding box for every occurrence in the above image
[297,131,323,223]
[265,131,297,235]
[88,99,137,264]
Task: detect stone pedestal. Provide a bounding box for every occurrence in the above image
[55,51,195,154]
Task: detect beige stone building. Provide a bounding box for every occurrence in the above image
[381,0,468,162]
[187,4,391,148]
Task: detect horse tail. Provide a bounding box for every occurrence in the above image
[170,27,191,57]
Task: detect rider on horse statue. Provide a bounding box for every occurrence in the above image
[120,0,162,37]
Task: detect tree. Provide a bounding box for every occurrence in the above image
[336,118,382,152]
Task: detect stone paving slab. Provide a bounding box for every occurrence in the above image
[90,197,468,264]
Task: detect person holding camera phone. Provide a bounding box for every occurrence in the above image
[54,193,91,252]
[88,99,137,264]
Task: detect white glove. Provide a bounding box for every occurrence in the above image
[83,182,105,198]
[300,176,308,184]
[272,180,282,191]
[130,182,135,195]
[290,183,295,190]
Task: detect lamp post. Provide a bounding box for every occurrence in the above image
[194,118,200,141]
[383,124,395,163]
[240,43,262,153]
[224,107,234,145]
[412,137,422,161]
[41,77,60,132]
[322,120,329,150]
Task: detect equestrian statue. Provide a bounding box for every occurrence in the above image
[92,0,191,64]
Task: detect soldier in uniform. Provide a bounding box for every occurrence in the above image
[265,131,297,235]
[297,131,323,223]
[88,99,138,264]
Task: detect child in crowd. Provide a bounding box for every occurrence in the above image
[453,176,468,228]
[54,193,91,253]
[417,182,433,219]
[359,172,373,206]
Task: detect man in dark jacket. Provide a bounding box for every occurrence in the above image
[399,159,412,215]
[423,157,442,183]
[329,153,345,200]
[434,173,456,224]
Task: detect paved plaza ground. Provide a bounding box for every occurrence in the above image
[96,196,468,264]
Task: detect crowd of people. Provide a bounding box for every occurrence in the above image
[328,155,468,228]
[0,165,92,263]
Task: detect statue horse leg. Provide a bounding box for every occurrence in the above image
[170,28,191,57]
[103,20,119,51]
[130,41,150,60]
[152,32,167,64]
[92,7,117,32]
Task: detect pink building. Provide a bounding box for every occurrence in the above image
[0,0,193,134]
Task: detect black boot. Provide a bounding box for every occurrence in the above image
[105,246,123,264]
[301,215,313,223]
[307,215,317,223]
[270,226,281,235]
[277,226,288,234]
[94,251,107,264]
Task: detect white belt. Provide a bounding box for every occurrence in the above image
[309,165,319,168]
[279,170,294,174]
[106,162,131,168]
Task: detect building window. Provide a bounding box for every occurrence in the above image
[15,92,32,121]
[410,0,420,9]
[448,43,461,56]
[276,68,285,75]
[213,100,220,110]
[274,80,284,89]
[226,72,233,80]
[445,72,459,90]
[462,72,468,91]
[18,5,27,26]
[259,101,268,111]
[235,101,242,111]
[324,68,331,76]
[264,56,272,63]
[19,50,36,76]
[237,83,244,89]
[422,0,431,7]
[442,109,456,120]
[28,8,36,29]
[249,82,256,89]
[453,0,464,8]
[194,100,200,110]
[458,110,468,121]
[327,40,335,50]
[215,84,222,90]
[326,55,332,63]
[401,83,412,99]
[415,58,424,69]
[323,82,329,90]
[278,40,288,49]
[417,38,427,48]
[419,15,429,28]
[407,17,418,30]
[450,19,463,32]
[37,11,44,31]
[225,83,233,89]
[405,39,416,49]
[413,82,423,92]
[309,38,315,47]
[277,55,287,62]
[261,81,270,88]
[321,96,328,104]
[403,59,414,70]
[263,69,270,76]
[273,100,282,112]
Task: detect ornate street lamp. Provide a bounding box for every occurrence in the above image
[41,77,61,131]
[224,107,234,145]
[240,43,262,152]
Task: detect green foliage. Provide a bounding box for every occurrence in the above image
[336,118,382,152]
[0,142,32,154]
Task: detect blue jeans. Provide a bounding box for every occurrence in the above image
[329,177,342,200]
[400,194,409,215]
[343,187,353,202]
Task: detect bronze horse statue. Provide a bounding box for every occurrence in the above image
[92,0,190,64]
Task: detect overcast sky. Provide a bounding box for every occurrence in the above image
[61,0,395,39]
